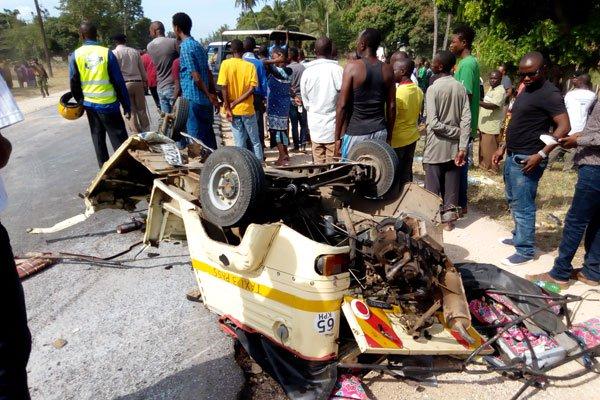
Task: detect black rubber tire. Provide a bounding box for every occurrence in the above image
[347,139,399,198]
[171,97,189,139]
[200,147,265,227]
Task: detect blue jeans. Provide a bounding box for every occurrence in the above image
[340,129,387,159]
[550,165,600,282]
[289,103,308,149]
[459,138,473,209]
[503,153,547,258]
[157,86,174,113]
[186,100,216,149]
[231,114,263,161]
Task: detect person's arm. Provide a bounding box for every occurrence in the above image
[300,73,310,111]
[480,88,506,110]
[480,101,499,110]
[521,112,569,173]
[0,133,12,169]
[107,51,131,116]
[232,66,258,109]
[383,63,396,142]
[455,93,472,166]
[185,44,218,107]
[216,63,230,119]
[137,53,147,83]
[231,86,256,110]
[69,54,84,104]
[334,63,355,156]
[172,59,180,100]
[262,53,285,66]
[560,101,599,148]
[425,87,462,139]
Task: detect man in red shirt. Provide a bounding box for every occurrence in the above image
[141,49,159,110]
[171,57,180,101]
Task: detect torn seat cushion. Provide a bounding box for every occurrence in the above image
[457,263,567,334]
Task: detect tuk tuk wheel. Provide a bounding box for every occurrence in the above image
[347,139,399,198]
[170,97,189,140]
[200,147,264,227]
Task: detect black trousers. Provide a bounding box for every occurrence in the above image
[289,103,308,149]
[149,86,160,109]
[394,141,417,188]
[0,223,31,400]
[85,109,129,167]
[424,161,460,208]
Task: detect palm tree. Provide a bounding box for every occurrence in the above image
[432,1,438,58]
[442,13,452,50]
[311,0,337,36]
[235,0,261,29]
[263,0,299,30]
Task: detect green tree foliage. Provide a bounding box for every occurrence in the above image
[57,0,144,44]
[341,0,437,56]
[203,24,231,46]
[438,0,600,70]
[233,0,437,55]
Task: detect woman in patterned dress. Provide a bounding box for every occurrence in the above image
[265,47,293,166]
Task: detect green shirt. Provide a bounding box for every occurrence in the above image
[454,54,480,137]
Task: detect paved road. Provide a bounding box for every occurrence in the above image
[2,102,244,400]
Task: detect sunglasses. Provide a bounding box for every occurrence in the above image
[517,69,541,78]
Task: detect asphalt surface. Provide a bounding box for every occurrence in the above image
[2,102,244,400]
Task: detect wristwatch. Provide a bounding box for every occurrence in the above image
[538,150,548,159]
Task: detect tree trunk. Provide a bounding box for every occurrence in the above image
[34,0,53,77]
[432,2,438,59]
[250,8,260,29]
[442,13,452,50]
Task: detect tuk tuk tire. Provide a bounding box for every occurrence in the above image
[347,139,399,198]
[171,97,189,139]
[200,147,264,227]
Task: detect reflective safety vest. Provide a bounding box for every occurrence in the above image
[74,45,117,105]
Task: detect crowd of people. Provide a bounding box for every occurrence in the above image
[64,15,598,284]
[0,60,49,98]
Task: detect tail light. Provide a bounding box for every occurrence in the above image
[315,253,350,276]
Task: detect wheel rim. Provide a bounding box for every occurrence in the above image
[356,154,382,183]
[208,163,240,211]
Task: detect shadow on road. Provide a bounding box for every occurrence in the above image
[114,355,243,400]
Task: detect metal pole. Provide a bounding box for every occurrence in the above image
[33,0,53,77]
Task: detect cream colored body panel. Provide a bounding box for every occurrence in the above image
[145,179,351,360]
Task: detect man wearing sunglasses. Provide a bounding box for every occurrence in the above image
[493,52,570,266]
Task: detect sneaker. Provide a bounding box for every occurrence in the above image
[525,272,570,289]
[498,237,514,246]
[501,253,534,266]
[570,269,599,286]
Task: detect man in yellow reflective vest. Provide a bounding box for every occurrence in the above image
[69,22,131,167]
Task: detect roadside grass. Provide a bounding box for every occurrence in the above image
[414,132,583,262]
[10,62,70,101]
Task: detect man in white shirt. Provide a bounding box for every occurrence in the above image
[549,72,596,170]
[0,74,31,399]
[300,37,343,163]
[112,33,150,133]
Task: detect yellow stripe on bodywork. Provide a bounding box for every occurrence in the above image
[192,259,341,313]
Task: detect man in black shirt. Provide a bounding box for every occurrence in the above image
[492,52,570,266]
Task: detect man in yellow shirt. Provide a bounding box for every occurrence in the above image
[392,58,423,187]
[217,39,262,160]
